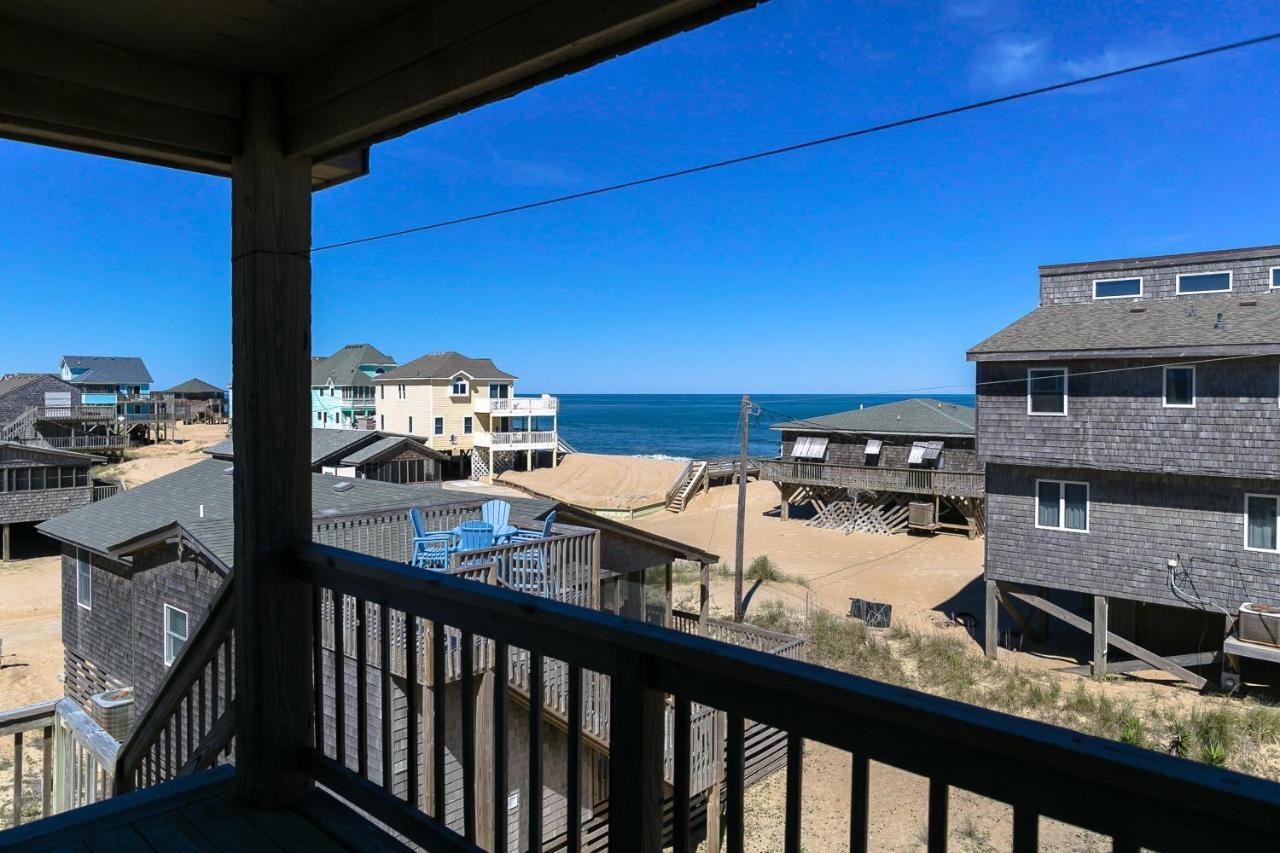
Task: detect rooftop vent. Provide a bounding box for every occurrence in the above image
[333,481,355,492]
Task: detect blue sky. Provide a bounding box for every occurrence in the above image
[1,1,1277,393]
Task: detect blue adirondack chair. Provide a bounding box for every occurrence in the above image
[507,512,557,595]
[410,507,457,570]
[457,520,495,553]
[511,510,556,542]
[480,500,516,541]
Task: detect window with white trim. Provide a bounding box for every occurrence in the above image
[464,416,473,435]
[1093,277,1142,299]
[1271,267,1280,289]
[164,604,189,666]
[1176,271,1232,294]
[1163,366,1195,408]
[1027,368,1067,415]
[397,384,406,400]
[451,376,469,396]
[434,417,444,436]
[1036,480,1088,532]
[1245,494,1279,552]
[76,549,91,609]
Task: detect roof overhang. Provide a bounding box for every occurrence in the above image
[555,506,719,565]
[771,425,972,439]
[0,442,106,464]
[106,521,231,574]
[967,344,1280,362]
[0,1,762,188]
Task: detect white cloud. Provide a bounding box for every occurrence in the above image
[1063,43,1173,78]
[972,36,1048,88]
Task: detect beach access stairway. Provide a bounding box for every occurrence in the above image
[665,460,708,512]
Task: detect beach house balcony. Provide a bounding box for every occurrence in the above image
[760,458,986,498]
[474,394,560,416]
[474,429,560,451]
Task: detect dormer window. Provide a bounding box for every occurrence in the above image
[451,376,469,396]
[1093,277,1142,299]
[1176,271,1232,294]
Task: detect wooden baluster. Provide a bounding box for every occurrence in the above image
[493,640,509,853]
[198,665,207,744]
[312,588,324,752]
[461,630,476,841]
[568,663,583,853]
[726,713,745,853]
[784,733,804,853]
[405,613,419,806]
[673,697,692,853]
[1012,807,1038,853]
[41,726,52,818]
[851,753,869,853]
[379,603,393,792]
[13,731,23,827]
[431,620,446,821]
[186,687,195,761]
[350,597,366,780]
[529,653,543,849]
[334,591,346,768]
[927,779,948,853]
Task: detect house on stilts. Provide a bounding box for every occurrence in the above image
[970,245,1280,691]
[760,398,986,537]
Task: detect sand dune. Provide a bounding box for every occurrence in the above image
[498,452,684,510]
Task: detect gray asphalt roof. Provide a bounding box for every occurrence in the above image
[161,378,224,395]
[0,442,104,465]
[771,398,975,437]
[61,356,153,385]
[339,435,447,465]
[0,374,46,397]
[207,429,401,467]
[968,291,1280,360]
[379,351,515,382]
[37,458,555,565]
[311,344,395,388]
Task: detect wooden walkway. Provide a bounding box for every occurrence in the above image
[0,766,409,852]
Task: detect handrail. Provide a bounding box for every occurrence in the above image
[760,457,986,497]
[113,576,236,793]
[664,460,699,505]
[298,541,1280,852]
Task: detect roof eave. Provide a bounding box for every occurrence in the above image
[967,343,1280,362]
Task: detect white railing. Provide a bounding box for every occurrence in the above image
[474,430,558,449]
[474,394,559,415]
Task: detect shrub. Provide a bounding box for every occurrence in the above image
[746,555,783,583]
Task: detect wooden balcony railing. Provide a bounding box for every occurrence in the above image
[760,458,986,498]
[298,542,1280,852]
[474,430,558,450]
[35,435,128,452]
[114,578,236,794]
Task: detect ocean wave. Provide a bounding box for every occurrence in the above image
[634,453,692,462]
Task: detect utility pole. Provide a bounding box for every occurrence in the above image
[734,394,753,622]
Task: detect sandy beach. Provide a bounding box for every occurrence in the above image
[498,452,685,511]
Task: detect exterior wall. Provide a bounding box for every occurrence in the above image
[0,482,92,525]
[976,356,1280,479]
[0,375,81,423]
[985,463,1280,611]
[374,382,433,442]
[376,379,537,458]
[312,384,376,429]
[1040,246,1280,305]
[779,430,980,472]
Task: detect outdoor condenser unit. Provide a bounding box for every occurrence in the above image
[1238,603,1280,648]
[908,501,936,531]
[89,687,135,741]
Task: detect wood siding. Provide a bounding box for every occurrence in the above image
[976,357,1280,479]
[0,375,81,424]
[1040,248,1280,305]
[779,431,981,473]
[985,463,1280,611]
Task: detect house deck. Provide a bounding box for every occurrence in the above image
[0,766,408,853]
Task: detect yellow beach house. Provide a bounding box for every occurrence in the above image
[373,351,560,480]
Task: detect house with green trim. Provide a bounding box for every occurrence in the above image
[310,343,396,429]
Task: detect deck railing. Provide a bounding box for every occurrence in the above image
[298,542,1280,852]
[760,458,986,498]
[476,395,559,415]
[114,579,236,794]
[475,430,558,449]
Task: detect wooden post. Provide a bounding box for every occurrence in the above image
[734,395,749,622]
[609,653,664,853]
[231,76,314,806]
[590,531,602,610]
[1092,595,1109,679]
[663,562,673,628]
[41,725,52,819]
[780,486,790,521]
[2,523,9,562]
[983,579,998,659]
[475,574,496,849]
[699,562,710,633]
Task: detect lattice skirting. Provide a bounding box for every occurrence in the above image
[64,648,127,709]
[469,449,516,480]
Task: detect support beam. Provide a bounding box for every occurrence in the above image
[1003,589,1207,690]
[231,76,315,806]
[1092,596,1108,680]
[2,523,9,562]
[993,585,1043,643]
[983,579,998,659]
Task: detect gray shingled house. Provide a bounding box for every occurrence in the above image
[207,427,447,483]
[760,398,985,537]
[969,244,1280,688]
[156,378,227,423]
[0,442,101,560]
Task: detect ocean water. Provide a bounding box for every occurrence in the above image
[553,394,976,459]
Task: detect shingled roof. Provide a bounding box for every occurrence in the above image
[311,343,395,388]
[378,351,515,382]
[968,291,1280,361]
[771,398,975,437]
[37,458,553,566]
[206,428,444,467]
[60,356,153,385]
[0,374,46,397]
[161,378,224,395]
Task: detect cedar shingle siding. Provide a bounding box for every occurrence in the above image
[1039,246,1280,305]
[0,482,92,525]
[781,431,981,473]
[0,374,80,423]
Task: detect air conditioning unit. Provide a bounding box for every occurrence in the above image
[908,501,936,531]
[89,687,135,741]
[1238,603,1280,648]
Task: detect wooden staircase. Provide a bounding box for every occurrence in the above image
[665,460,708,512]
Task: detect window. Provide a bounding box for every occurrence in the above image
[1036,480,1089,532]
[464,416,473,434]
[75,468,88,487]
[397,384,406,400]
[1163,366,1195,408]
[380,385,385,399]
[1093,277,1142,299]
[408,416,413,433]
[434,417,444,436]
[1272,267,1280,289]
[791,435,828,459]
[1246,495,1279,552]
[380,415,385,430]
[164,604,189,666]
[29,467,45,490]
[61,467,74,488]
[1176,271,1232,294]
[1027,368,1067,415]
[316,412,321,422]
[451,376,469,396]
[76,550,91,609]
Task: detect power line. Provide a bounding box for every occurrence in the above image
[303,31,1280,256]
